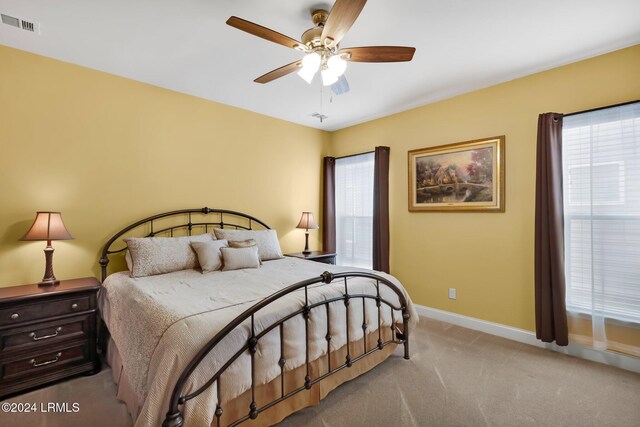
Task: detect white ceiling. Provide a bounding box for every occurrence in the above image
[1,0,639,131]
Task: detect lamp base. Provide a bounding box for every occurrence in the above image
[302,231,311,255]
[38,278,60,287]
[39,244,60,287]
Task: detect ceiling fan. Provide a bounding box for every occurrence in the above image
[226,0,416,91]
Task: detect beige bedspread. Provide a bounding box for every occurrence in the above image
[100,258,417,427]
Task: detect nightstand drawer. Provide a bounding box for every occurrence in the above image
[0,295,90,326]
[1,342,89,382]
[0,315,92,355]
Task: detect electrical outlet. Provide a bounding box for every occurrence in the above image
[448,288,457,300]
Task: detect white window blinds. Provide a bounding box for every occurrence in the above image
[335,152,375,268]
[562,102,640,324]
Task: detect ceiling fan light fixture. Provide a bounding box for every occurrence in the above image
[301,52,321,72]
[227,2,416,87]
[298,67,316,84]
[298,52,321,84]
[321,67,339,86]
[298,52,322,84]
[327,55,347,77]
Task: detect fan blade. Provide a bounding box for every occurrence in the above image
[254,60,303,84]
[321,0,367,47]
[331,75,350,95]
[227,16,305,50]
[340,46,416,62]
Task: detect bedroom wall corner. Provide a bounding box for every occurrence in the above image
[0,45,326,287]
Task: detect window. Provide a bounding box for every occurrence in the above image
[335,152,375,268]
[562,102,640,323]
[567,162,625,206]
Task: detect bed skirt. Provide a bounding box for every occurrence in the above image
[107,328,397,427]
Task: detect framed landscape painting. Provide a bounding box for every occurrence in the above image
[408,136,505,212]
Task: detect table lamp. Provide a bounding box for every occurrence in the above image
[296,212,319,255]
[20,212,74,286]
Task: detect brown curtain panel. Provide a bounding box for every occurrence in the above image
[535,113,568,346]
[373,146,390,273]
[322,157,336,253]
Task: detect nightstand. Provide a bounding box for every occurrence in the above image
[0,277,101,398]
[285,251,337,265]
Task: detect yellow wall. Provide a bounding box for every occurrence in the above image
[329,45,640,331]
[0,45,328,287]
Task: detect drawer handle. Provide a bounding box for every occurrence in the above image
[29,327,63,341]
[30,352,62,367]
[71,303,79,310]
[10,313,19,320]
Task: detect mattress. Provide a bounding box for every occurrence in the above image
[100,257,417,427]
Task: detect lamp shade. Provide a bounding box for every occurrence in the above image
[20,212,73,241]
[296,212,319,230]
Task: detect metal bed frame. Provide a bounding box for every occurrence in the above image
[99,208,411,427]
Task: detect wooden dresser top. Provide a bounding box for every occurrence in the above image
[0,277,100,304]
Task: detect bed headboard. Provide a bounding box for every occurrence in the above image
[99,207,271,282]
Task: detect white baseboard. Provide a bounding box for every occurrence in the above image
[414,304,640,373]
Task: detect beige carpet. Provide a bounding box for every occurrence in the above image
[1,318,639,427]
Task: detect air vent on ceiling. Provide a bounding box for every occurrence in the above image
[1,13,40,34]
[21,20,35,32]
[1,13,18,27]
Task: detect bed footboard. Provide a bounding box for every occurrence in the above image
[162,270,411,427]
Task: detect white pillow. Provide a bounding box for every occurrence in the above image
[214,229,284,261]
[124,233,215,278]
[221,246,261,271]
[191,240,229,273]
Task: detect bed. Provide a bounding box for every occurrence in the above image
[98,208,417,427]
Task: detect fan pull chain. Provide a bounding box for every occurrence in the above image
[320,83,324,122]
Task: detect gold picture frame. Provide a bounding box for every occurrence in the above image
[408,136,505,212]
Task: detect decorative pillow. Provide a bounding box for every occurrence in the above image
[214,229,284,261]
[228,239,263,264]
[221,246,261,271]
[125,251,133,271]
[124,233,215,278]
[191,240,229,274]
[228,239,257,249]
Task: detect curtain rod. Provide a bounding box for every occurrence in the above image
[562,100,639,118]
[335,150,375,160]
